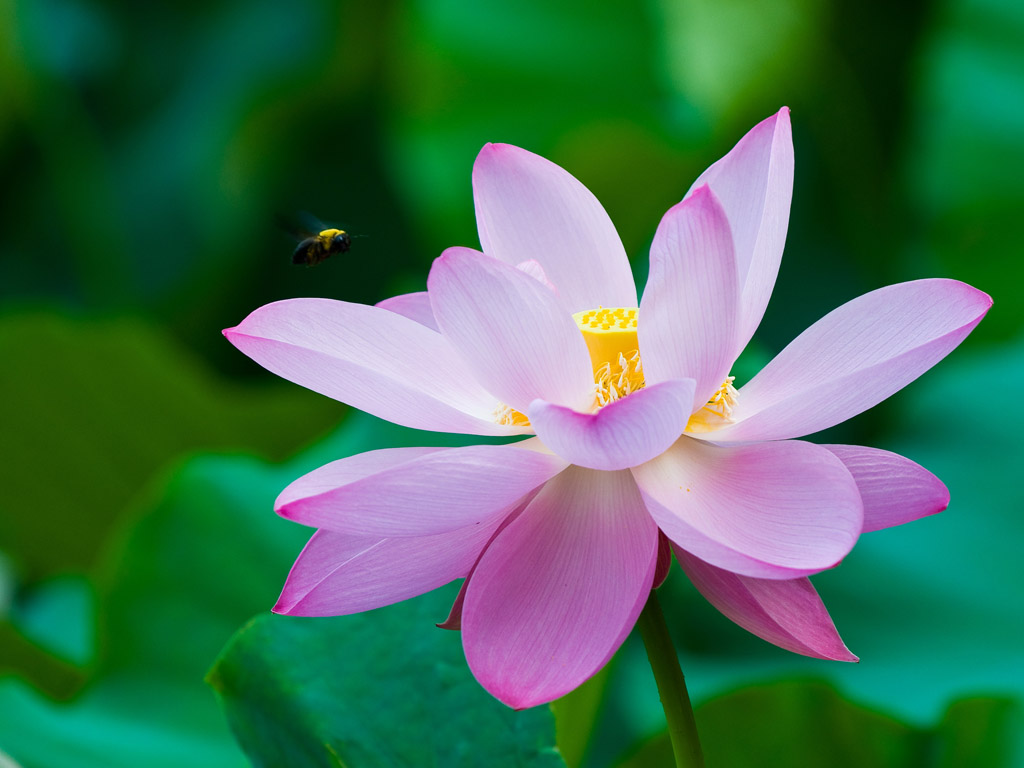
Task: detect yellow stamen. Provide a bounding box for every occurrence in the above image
[490,305,739,432]
[494,402,530,427]
[573,307,644,407]
[686,376,739,433]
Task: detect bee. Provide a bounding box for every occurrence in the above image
[291,227,352,267]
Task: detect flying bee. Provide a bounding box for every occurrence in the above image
[291,227,352,267]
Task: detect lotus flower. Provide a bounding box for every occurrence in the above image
[224,108,991,709]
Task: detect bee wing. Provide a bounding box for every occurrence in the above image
[296,210,329,235]
[277,213,317,240]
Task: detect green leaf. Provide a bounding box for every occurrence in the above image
[208,588,565,768]
[0,621,87,702]
[8,576,93,667]
[616,682,1020,768]
[695,681,922,768]
[551,664,613,768]
[0,311,342,583]
[0,411,387,767]
[0,309,345,700]
[0,453,304,768]
[935,698,1022,768]
[0,576,92,698]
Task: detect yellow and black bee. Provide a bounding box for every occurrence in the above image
[291,228,352,267]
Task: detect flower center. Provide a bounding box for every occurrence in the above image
[572,307,644,407]
[491,305,739,430]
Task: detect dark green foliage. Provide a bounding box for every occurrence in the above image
[0,312,341,584]
[617,683,1020,768]
[208,594,565,768]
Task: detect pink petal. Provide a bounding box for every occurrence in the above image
[674,545,857,661]
[274,519,503,616]
[224,298,518,436]
[823,445,949,532]
[527,379,696,470]
[437,493,535,631]
[716,279,992,442]
[639,187,740,410]
[462,467,658,709]
[276,444,568,537]
[688,108,793,351]
[427,247,595,413]
[632,438,863,579]
[472,143,637,312]
[375,291,438,331]
[514,259,556,291]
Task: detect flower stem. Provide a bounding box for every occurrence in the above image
[637,590,704,768]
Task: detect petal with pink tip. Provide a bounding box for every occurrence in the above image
[428,247,595,413]
[473,143,637,311]
[375,291,438,331]
[528,379,696,471]
[673,546,857,661]
[639,187,740,409]
[632,438,862,579]
[688,108,793,351]
[823,445,949,532]
[715,279,993,442]
[274,517,504,616]
[462,467,658,709]
[224,298,518,435]
[276,444,567,537]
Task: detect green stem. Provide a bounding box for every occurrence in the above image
[637,590,704,768]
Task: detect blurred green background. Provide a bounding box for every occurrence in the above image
[1,0,1022,765]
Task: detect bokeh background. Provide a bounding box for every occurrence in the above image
[1,0,1022,765]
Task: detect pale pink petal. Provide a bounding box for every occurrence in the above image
[276,444,568,537]
[462,467,658,709]
[515,259,556,291]
[527,379,696,471]
[427,247,594,413]
[375,291,438,331]
[274,518,503,616]
[688,108,793,351]
[673,546,857,661]
[632,438,862,579]
[639,187,740,410]
[473,143,637,312]
[823,445,949,532]
[714,280,992,442]
[224,298,519,436]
